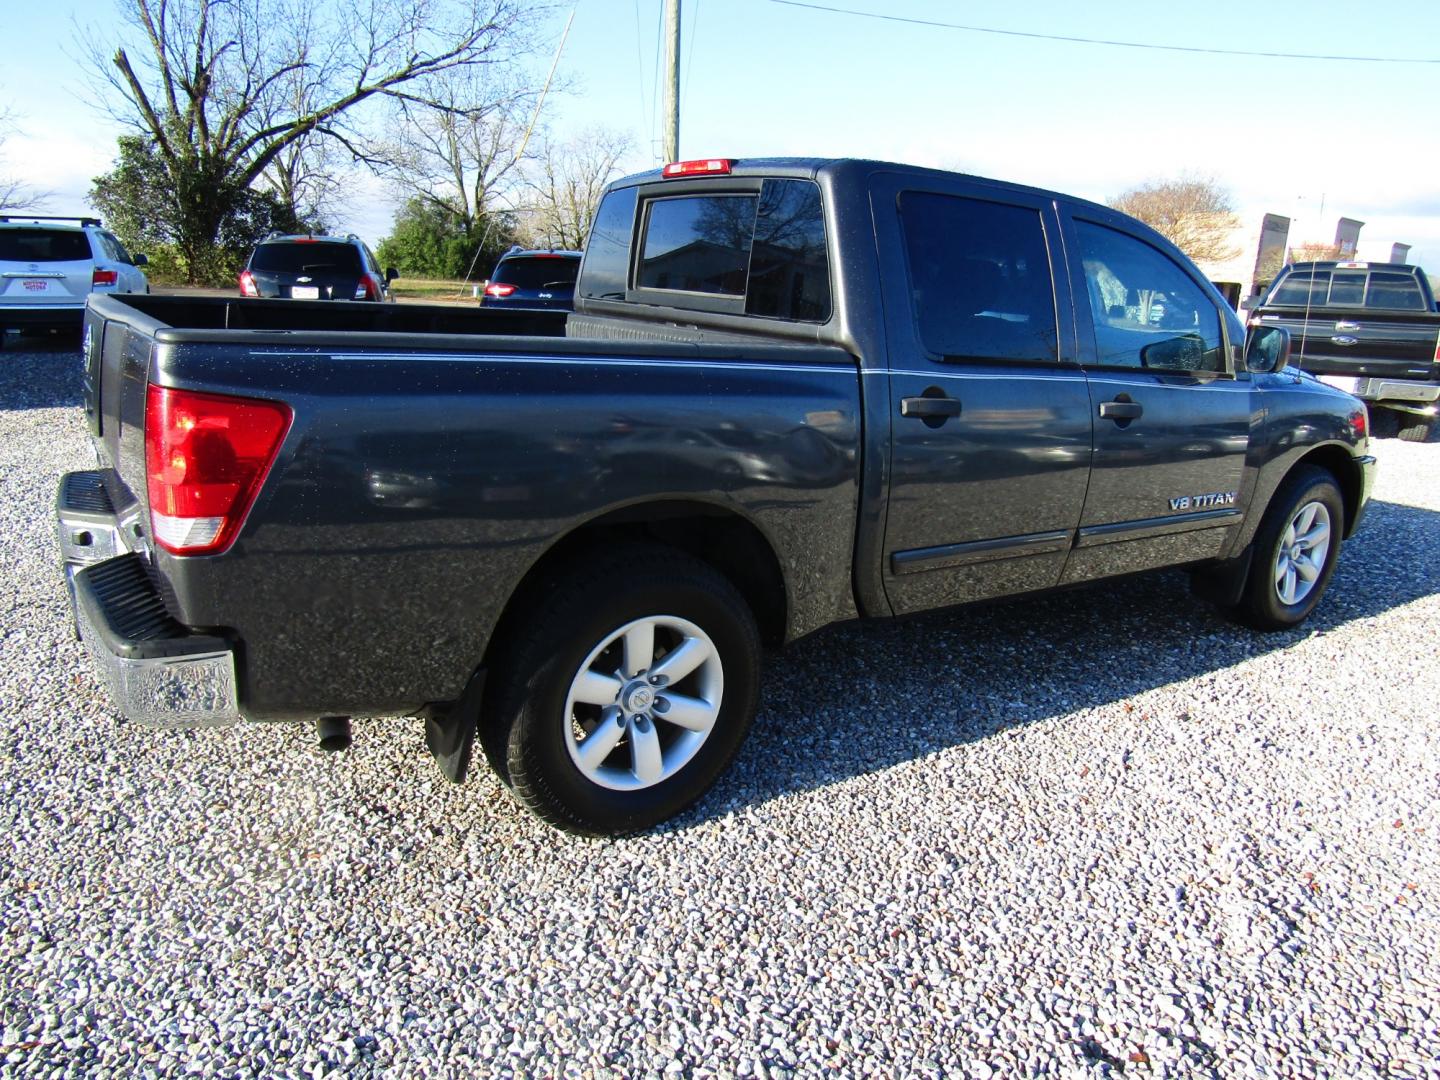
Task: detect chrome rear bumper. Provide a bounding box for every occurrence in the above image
[58,470,241,729]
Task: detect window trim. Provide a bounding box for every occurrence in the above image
[1066,211,1236,379]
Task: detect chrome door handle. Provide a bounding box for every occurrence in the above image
[1334,320,1361,331]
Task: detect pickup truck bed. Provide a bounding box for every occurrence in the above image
[59,158,1377,835]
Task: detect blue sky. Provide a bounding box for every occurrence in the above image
[4,0,1437,271]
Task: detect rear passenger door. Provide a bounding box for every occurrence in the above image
[874,175,1093,614]
[1059,208,1255,584]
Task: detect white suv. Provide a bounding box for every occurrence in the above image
[0,216,149,348]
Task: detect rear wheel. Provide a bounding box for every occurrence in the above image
[1231,466,1344,630]
[491,545,760,836]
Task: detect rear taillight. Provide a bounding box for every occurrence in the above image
[144,385,292,555]
[484,282,516,298]
[662,158,734,177]
[92,268,118,287]
[354,274,380,300]
[238,270,259,297]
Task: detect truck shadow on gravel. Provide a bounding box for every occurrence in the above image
[0,339,85,411]
[676,496,1440,829]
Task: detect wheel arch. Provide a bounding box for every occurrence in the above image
[1289,443,1365,539]
[485,499,789,666]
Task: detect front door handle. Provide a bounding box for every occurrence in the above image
[1099,400,1144,421]
[900,396,962,421]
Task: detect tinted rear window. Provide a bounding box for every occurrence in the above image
[633,179,830,321]
[640,194,753,296]
[1270,271,1329,306]
[493,256,580,290]
[250,242,361,275]
[1367,272,1425,310]
[0,229,92,262]
[900,192,1058,364]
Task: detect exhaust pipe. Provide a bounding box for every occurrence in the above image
[316,716,352,753]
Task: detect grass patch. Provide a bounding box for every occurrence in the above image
[390,277,483,301]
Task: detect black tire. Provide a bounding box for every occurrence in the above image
[491,544,760,836]
[1396,416,1436,443]
[1231,466,1344,631]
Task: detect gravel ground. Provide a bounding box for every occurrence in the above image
[1,339,1437,1079]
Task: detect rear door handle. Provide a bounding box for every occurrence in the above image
[899,396,962,420]
[1099,400,1143,421]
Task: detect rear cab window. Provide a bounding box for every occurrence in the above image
[1268,267,1427,311]
[580,176,831,323]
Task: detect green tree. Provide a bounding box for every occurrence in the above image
[85,0,539,282]
[90,136,305,283]
[376,197,518,279]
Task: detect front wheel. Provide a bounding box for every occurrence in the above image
[1231,466,1344,631]
[492,545,760,836]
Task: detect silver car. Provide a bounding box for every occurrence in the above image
[0,216,149,348]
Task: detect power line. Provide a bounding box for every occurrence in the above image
[769,0,1440,65]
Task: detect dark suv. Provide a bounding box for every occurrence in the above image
[481,248,582,309]
[240,235,397,302]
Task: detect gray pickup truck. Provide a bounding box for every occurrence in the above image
[1255,261,1440,442]
[57,158,1375,835]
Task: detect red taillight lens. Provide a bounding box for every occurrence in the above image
[144,385,292,555]
[92,268,118,287]
[354,274,380,300]
[662,158,734,177]
[484,282,516,298]
[238,270,259,297]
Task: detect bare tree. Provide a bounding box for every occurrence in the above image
[521,127,632,251]
[1288,242,1344,263]
[1108,176,1240,264]
[0,108,50,212]
[378,67,536,235]
[84,0,542,277]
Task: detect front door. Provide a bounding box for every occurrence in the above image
[1060,212,1256,584]
[875,178,1093,615]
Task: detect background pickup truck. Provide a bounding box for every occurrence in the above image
[58,158,1375,835]
[1254,261,1440,442]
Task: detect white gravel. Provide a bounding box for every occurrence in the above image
[1,340,1438,1079]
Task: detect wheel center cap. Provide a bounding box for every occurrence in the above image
[621,680,655,714]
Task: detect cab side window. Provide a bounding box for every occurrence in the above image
[899,192,1058,364]
[1076,222,1223,373]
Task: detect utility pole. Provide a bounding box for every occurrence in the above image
[662,0,681,162]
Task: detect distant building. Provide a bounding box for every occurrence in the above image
[1391,243,1412,264]
[1335,218,1364,259]
[1193,213,1291,311]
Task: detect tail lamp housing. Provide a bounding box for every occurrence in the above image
[92,268,118,287]
[144,385,292,555]
[484,282,517,298]
[238,270,259,297]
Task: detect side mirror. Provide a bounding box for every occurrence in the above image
[1140,334,1203,370]
[385,267,399,283]
[133,253,149,267]
[1245,325,1291,374]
